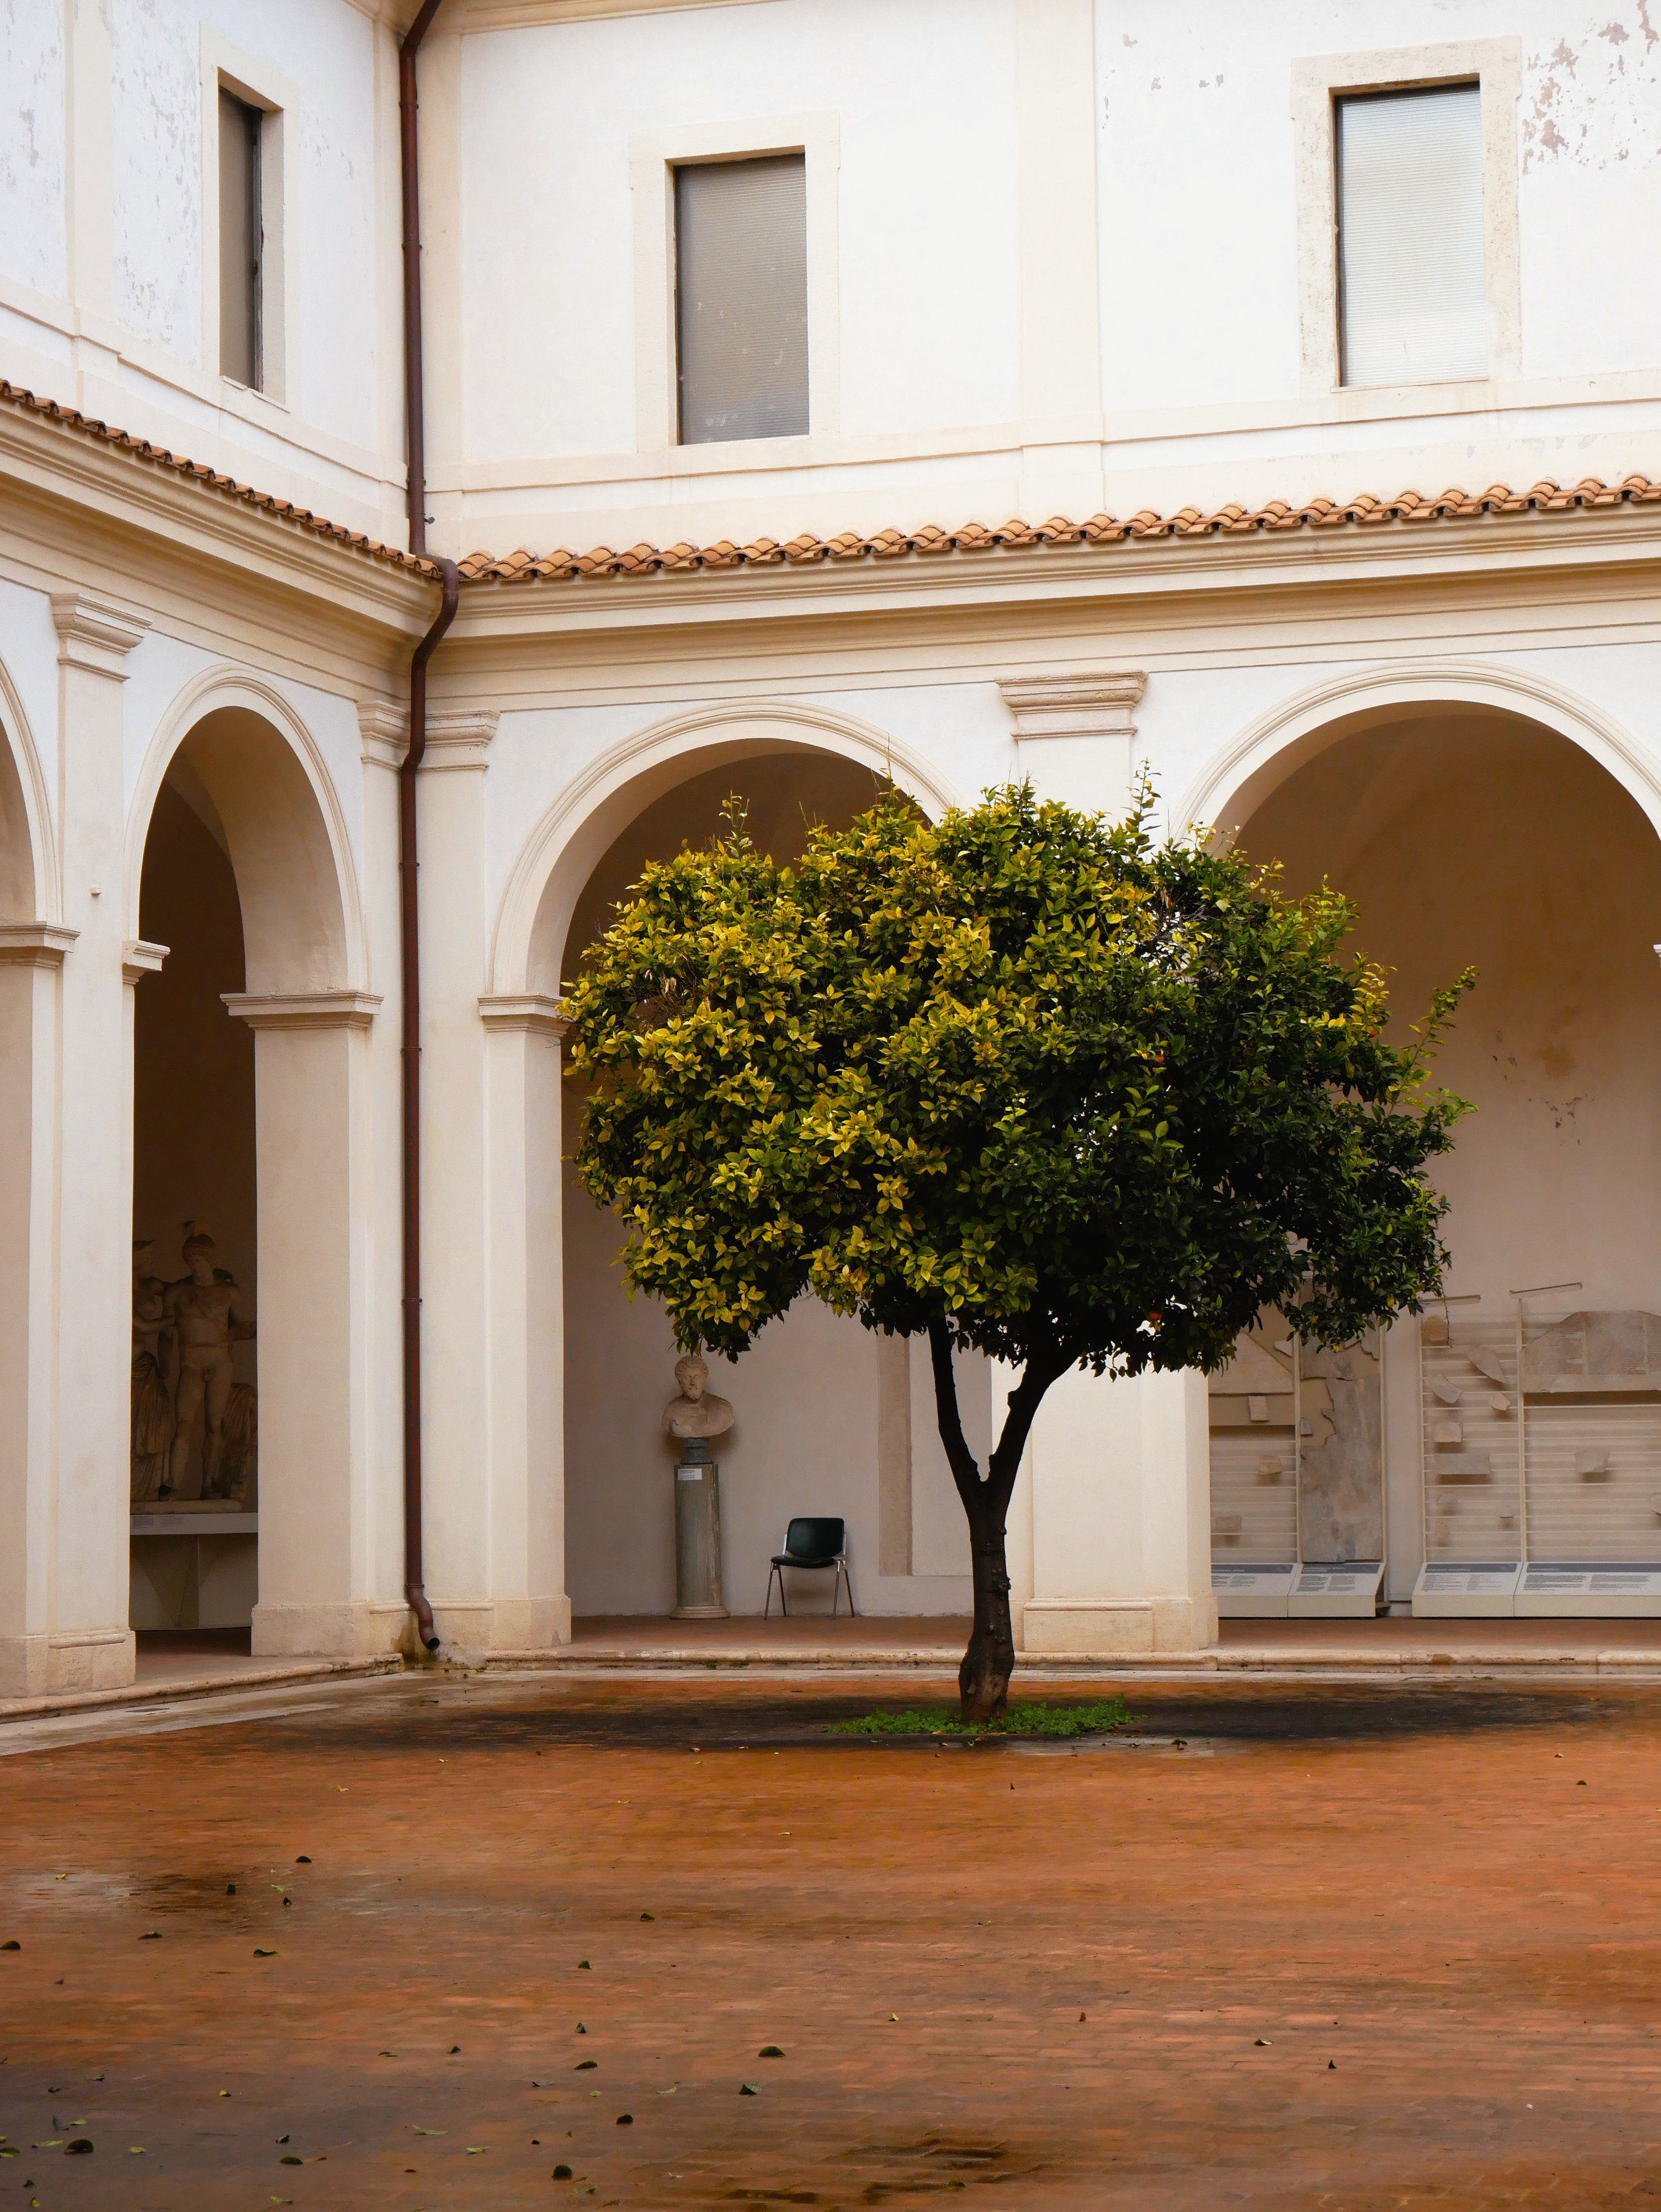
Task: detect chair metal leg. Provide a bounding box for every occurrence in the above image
[765,1564,782,1619]
[838,1559,855,1617]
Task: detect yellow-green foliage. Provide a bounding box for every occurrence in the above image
[565,783,1470,1377]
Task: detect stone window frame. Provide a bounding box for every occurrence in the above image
[629,112,840,459]
[198,30,300,412]
[1292,39,1521,399]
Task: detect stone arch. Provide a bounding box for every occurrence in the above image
[490,702,980,1627]
[1178,658,1661,847]
[488,700,962,1000]
[126,668,378,1653]
[0,648,58,925]
[126,668,365,991]
[1185,658,1661,1613]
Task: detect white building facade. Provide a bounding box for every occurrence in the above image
[4,0,1661,1693]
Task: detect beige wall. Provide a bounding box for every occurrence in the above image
[1242,710,1661,1308]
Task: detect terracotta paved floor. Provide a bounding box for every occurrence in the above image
[5,1669,1661,2209]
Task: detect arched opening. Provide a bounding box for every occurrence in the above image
[0,713,47,1683]
[128,701,362,1654]
[1205,704,1661,1617]
[550,744,987,1624]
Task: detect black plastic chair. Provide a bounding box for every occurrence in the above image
[765,1516,855,1618]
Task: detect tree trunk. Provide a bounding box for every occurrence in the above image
[926,1321,1070,1727]
[959,1483,1015,1724]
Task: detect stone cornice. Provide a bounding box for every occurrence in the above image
[999,671,1146,741]
[122,939,168,984]
[357,700,409,772]
[478,993,570,1039]
[223,990,382,1031]
[0,922,78,967]
[1,398,436,654]
[50,591,149,675]
[422,708,500,773]
[451,0,771,25]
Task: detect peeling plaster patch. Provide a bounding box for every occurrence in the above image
[1523,23,1661,169]
[110,0,201,363]
[0,0,67,295]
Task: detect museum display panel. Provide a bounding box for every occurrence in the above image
[1207,707,1661,1616]
[1209,1317,1386,1619]
[1413,1303,1661,1615]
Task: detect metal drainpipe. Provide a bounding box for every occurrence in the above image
[399,0,454,1653]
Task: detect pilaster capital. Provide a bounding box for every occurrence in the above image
[478,991,570,1039]
[122,938,168,985]
[0,921,79,968]
[998,670,1147,742]
[423,708,500,773]
[223,989,381,1031]
[356,699,409,771]
[50,593,149,677]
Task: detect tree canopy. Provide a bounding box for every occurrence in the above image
[565,781,1470,1716]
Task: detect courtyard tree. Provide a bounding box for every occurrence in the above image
[565,783,1471,1722]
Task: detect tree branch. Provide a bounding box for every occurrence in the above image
[984,1336,1073,1518]
[927,1318,986,1517]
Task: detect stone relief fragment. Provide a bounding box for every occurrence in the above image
[1520,1310,1661,1395]
[1298,1336,1385,1564]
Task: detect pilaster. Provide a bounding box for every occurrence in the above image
[1021,1365,1217,1657]
[415,711,498,1645]
[39,592,149,1692]
[999,672,1146,819]
[356,698,409,1623]
[223,990,389,1658]
[0,926,71,1694]
[479,993,573,1653]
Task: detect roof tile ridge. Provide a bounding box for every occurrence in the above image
[0,373,437,577]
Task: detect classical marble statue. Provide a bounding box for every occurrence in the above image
[662,1354,735,1451]
[162,1225,255,1500]
[130,1239,174,1504]
[217,1379,259,1509]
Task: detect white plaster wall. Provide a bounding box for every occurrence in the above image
[0,0,66,298]
[458,0,1021,464]
[1,0,1658,556]
[106,0,379,441]
[110,0,203,363]
[1101,0,1661,413]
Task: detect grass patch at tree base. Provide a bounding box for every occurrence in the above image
[827,1696,1137,1740]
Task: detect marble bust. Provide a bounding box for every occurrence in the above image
[662,1354,734,1449]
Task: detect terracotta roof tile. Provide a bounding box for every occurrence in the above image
[454,473,1661,579]
[0,376,438,577]
[6,380,1660,596]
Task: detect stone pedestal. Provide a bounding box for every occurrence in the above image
[674,1447,728,1618]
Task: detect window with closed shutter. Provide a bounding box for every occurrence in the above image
[1336,82,1485,389]
[675,154,808,445]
